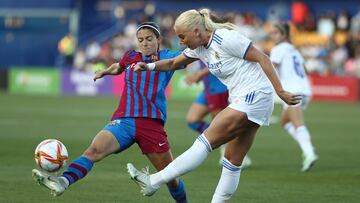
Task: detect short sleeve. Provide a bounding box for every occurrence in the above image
[270,47,282,65]
[171,51,181,58]
[118,50,142,68]
[222,30,252,59]
[118,54,127,68]
[162,50,181,59]
[183,48,200,59]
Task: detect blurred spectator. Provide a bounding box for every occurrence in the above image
[85,39,101,61]
[291,0,309,29]
[73,48,86,70]
[300,45,329,75]
[70,7,360,79]
[350,10,360,41]
[302,13,316,31]
[344,45,360,77]
[57,33,76,67]
[124,20,137,38]
[99,41,114,65]
[317,12,336,37]
[328,43,349,74]
[337,10,351,31]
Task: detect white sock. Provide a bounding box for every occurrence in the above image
[59,177,69,188]
[284,122,297,140]
[295,126,315,157]
[150,133,212,187]
[211,158,242,203]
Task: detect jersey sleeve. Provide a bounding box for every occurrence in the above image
[222,30,252,59]
[270,46,283,65]
[170,50,181,58]
[182,48,200,59]
[118,50,142,68]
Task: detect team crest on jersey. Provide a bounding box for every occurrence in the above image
[214,51,220,60]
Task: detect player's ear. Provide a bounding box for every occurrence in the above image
[194,27,200,37]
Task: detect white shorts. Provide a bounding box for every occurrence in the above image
[228,91,274,126]
[282,95,311,110]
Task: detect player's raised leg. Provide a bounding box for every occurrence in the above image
[127,107,248,196]
[33,129,121,196]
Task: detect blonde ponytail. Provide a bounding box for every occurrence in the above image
[199,9,238,31]
[174,9,238,32]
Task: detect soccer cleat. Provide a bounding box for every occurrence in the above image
[127,163,159,196]
[301,154,318,172]
[241,155,252,168]
[32,169,67,196]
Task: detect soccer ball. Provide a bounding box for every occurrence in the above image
[34,139,69,172]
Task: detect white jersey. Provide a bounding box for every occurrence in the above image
[270,42,312,96]
[183,28,273,103]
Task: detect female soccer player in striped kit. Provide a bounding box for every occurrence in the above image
[32,22,188,203]
[269,22,318,172]
[127,9,301,203]
[185,61,252,167]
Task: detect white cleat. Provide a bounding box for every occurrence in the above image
[32,169,67,196]
[241,155,252,169]
[301,154,318,172]
[127,163,159,196]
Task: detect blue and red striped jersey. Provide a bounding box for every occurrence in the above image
[200,61,228,95]
[111,49,179,124]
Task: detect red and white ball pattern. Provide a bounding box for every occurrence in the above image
[34,139,68,172]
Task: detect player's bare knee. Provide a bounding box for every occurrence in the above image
[186,114,199,123]
[83,146,104,162]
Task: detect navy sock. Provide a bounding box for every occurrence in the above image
[167,179,187,203]
[62,156,94,186]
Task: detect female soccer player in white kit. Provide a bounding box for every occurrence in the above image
[127,9,301,202]
[270,22,318,172]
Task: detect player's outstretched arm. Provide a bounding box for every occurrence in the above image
[245,45,302,105]
[93,63,124,81]
[134,54,197,72]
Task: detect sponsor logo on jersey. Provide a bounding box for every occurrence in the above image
[207,61,223,70]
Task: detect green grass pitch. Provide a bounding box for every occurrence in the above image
[0,93,359,202]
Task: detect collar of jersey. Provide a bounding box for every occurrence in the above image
[205,30,216,49]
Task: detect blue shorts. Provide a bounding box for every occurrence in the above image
[194,92,208,106]
[103,117,170,154]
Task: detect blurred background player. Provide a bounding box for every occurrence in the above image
[185,60,252,167]
[127,9,301,202]
[269,22,318,172]
[32,22,188,203]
